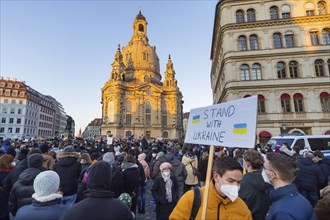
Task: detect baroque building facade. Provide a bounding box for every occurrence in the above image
[211,0,330,144]
[101,11,183,139]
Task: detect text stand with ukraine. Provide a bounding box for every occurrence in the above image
[184,96,258,220]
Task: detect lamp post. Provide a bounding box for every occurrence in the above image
[281,122,287,134]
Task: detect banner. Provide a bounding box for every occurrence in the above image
[185,96,258,148]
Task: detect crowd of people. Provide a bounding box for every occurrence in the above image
[0,137,329,220]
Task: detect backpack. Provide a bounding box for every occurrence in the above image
[190,186,201,220]
[189,162,200,179]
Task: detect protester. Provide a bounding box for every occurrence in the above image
[0,154,14,220]
[239,149,272,220]
[14,171,68,220]
[182,151,199,193]
[170,157,252,220]
[60,161,133,220]
[313,150,330,188]
[294,151,324,207]
[53,145,81,206]
[263,153,317,220]
[197,150,208,187]
[151,152,167,179]
[9,153,45,216]
[170,157,187,197]
[137,153,150,214]
[152,162,179,220]
[314,186,330,220]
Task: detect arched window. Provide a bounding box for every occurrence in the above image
[281,4,291,19]
[145,101,151,125]
[258,95,266,113]
[305,2,315,15]
[289,61,299,78]
[238,35,247,50]
[138,24,144,32]
[240,64,250,80]
[247,9,256,22]
[285,31,295,48]
[126,100,132,125]
[317,1,327,15]
[322,28,330,45]
[293,93,304,112]
[252,63,262,80]
[270,6,279,19]
[273,33,283,48]
[249,35,259,50]
[236,10,245,23]
[277,62,286,78]
[320,92,330,112]
[281,94,291,112]
[315,59,325,76]
[310,30,320,45]
[162,103,167,126]
[126,131,132,138]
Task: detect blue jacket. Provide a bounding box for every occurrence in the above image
[318,158,330,188]
[295,158,324,192]
[265,184,317,220]
[14,198,68,220]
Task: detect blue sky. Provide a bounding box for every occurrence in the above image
[1,0,216,135]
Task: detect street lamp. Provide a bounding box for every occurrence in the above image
[281,122,287,134]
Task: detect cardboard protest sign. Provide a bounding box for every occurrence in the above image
[185,96,257,148]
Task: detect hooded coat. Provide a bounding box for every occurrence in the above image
[0,171,10,219]
[238,169,273,220]
[8,154,45,216]
[53,151,81,196]
[169,180,252,220]
[60,161,133,220]
[182,154,199,185]
[151,156,168,179]
[170,159,187,182]
[5,158,28,192]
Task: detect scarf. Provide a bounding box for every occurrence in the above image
[162,172,173,202]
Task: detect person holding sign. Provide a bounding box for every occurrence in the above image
[169,157,252,220]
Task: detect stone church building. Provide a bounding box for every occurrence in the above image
[101,11,183,139]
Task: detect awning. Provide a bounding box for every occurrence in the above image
[259,131,272,138]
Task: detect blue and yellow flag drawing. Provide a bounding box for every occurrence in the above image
[192,115,200,124]
[233,123,247,134]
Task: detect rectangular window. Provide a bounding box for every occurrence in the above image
[19,100,23,105]
[145,115,151,125]
[16,128,20,133]
[282,13,290,19]
[258,100,266,113]
[17,118,21,124]
[12,99,16,104]
[4,99,9,104]
[9,118,14,123]
[162,115,167,126]
[10,108,15,114]
[1,118,5,123]
[18,109,22,114]
[8,127,13,133]
[306,10,314,16]
[5,90,10,96]
[12,91,18,97]
[285,35,294,48]
[3,108,7,114]
[126,114,132,125]
[310,32,319,45]
[0,127,4,133]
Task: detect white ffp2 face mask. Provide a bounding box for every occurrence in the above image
[261,169,271,184]
[218,179,239,202]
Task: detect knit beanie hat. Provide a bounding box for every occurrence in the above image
[118,193,132,208]
[157,152,164,158]
[138,153,146,161]
[160,162,172,170]
[103,152,115,164]
[27,153,44,168]
[32,171,62,202]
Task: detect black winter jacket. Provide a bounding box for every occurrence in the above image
[5,158,28,191]
[295,158,325,192]
[53,151,81,196]
[171,159,187,182]
[60,161,133,220]
[318,158,330,188]
[9,167,44,215]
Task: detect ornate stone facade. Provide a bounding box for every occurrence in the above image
[211,0,330,144]
[101,11,183,139]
